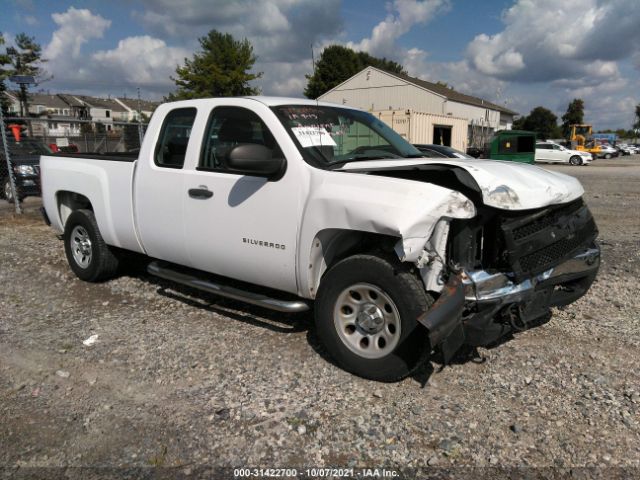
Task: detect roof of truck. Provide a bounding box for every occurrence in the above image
[245,96,353,108]
[161,96,357,109]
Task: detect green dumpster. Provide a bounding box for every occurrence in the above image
[486,130,536,164]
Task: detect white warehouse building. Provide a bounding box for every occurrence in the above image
[318,67,517,151]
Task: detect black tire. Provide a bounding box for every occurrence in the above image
[569,156,582,166]
[63,209,119,282]
[605,153,612,159]
[315,254,433,382]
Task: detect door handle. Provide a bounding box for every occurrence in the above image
[188,186,213,199]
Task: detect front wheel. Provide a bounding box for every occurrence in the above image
[2,177,23,203]
[315,254,433,382]
[569,156,582,166]
[63,209,120,282]
[604,153,612,159]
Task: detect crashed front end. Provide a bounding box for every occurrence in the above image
[418,197,600,360]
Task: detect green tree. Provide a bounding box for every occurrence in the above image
[167,30,262,100]
[519,106,561,139]
[0,33,12,114]
[6,33,48,116]
[512,116,526,130]
[304,45,406,99]
[561,98,585,138]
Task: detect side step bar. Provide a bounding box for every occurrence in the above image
[147,261,310,313]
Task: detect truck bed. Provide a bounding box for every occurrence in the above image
[40,153,144,254]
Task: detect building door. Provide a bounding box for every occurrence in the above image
[433,125,452,146]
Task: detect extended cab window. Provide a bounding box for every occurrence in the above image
[200,107,283,171]
[155,108,196,168]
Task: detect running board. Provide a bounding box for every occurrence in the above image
[147,261,310,313]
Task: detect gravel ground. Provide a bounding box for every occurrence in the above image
[1,157,639,478]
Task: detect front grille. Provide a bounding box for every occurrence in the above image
[511,199,583,242]
[500,199,598,281]
[519,218,596,272]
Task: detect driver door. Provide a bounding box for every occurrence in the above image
[181,105,301,294]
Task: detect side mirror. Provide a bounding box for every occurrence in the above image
[228,144,285,178]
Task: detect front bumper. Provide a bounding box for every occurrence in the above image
[14,174,41,197]
[463,244,600,306]
[418,243,600,358]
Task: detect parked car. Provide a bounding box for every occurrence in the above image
[40,97,600,381]
[597,144,618,159]
[535,141,592,166]
[1,136,49,203]
[466,146,484,158]
[49,143,79,153]
[413,144,474,159]
[618,144,638,155]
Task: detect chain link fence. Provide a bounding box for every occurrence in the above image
[1,115,147,213]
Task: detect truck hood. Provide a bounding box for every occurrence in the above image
[338,158,584,210]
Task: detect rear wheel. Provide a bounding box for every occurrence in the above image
[315,254,433,382]
[569,155,582,166]
[63,209,120,282]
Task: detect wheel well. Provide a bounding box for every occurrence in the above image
[307,229,399,297]
[56,191,93,227]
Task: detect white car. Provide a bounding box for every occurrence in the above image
[618,144,638,155]
[597,144,617,159]
[535,142,592,166]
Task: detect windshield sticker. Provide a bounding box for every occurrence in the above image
[291,126,337,148]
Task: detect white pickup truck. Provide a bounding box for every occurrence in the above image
[41,97,600,381]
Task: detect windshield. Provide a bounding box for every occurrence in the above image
[272,105,423,168]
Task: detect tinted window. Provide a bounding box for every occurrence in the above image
[200,107,283,171]
[155,108,196,168]
[536,144,551,150]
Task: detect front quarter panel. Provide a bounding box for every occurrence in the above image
[298,170,475,298]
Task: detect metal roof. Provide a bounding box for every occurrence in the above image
[329,67,518,116]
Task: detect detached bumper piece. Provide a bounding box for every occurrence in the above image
[417,275,466,363]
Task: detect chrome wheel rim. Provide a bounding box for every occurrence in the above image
[4,180,12,200]
[333,283,401,359]
[70,225,92,268]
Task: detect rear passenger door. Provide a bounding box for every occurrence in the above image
[135,107,197,266]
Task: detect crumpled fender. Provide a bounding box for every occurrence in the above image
[298,171,475,297]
